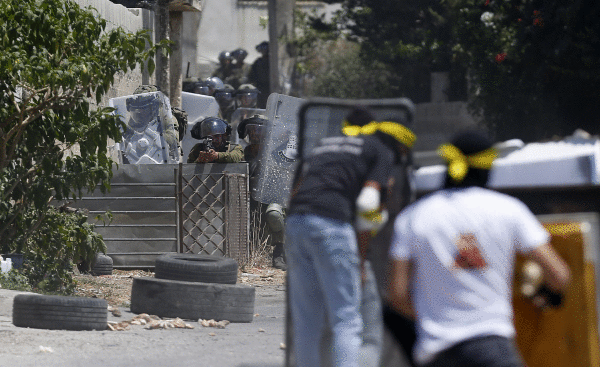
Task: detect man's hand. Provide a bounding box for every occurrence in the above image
[195,149,219,163]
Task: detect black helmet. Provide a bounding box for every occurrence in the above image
[218,51,233,64]
[193,81,210,95]
[236,84,259,108]
[231,48,248,62]
[256,41,269,53]
[204,77,224,96]
[238,114,266,145]
[214,84,236,109]
[191,117,231,140]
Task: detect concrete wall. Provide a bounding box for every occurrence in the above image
[188,0,335,80]
[74,0,156,103]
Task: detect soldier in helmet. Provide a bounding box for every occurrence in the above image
[120,85,181,164]
[235,84,260,110]
[133,85,186,143]
[212,51,234,83]
[227,48,250,89]
[214,84,236,124]
[191,80,211,96]
[187,117,243,164]
[204,76,224,97]
[248,41,270,109]
[238,114,288,270]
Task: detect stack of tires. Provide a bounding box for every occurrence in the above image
[130,253,255,323]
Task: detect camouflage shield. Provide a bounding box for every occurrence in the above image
[230,107,266,146]
[109,91,180,164]
[180,92,220,160]
[253,94,306,206]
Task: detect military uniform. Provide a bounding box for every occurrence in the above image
[187,142,244,164]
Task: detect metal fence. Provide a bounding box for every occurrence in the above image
[73,163,249,268]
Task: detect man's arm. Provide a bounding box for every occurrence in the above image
[524,243,570,293]
[387,258,415,319]
[216,144,244,163]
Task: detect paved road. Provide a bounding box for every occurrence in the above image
[0,283,286,367]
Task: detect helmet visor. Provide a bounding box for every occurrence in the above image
[244,123,265,145]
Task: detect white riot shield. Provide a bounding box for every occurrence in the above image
[253,94,306,206]
[109,91,180,164]
[180,92,220,160]
[230,107,266,146]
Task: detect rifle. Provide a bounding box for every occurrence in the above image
[198,136,214,152]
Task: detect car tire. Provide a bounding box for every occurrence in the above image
[130,277,255,323]
[13,294,107,331]
[91,254,113,276]
[154,253,238,284]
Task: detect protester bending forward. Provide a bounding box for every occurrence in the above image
[387,130,570,367]
[285,107,416,367]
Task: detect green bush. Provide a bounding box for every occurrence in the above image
[0,269,32,292]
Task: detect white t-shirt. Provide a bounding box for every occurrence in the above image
[389,187,549,365]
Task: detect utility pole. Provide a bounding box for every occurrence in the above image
[155,0,170,97]
[268,0,296,96]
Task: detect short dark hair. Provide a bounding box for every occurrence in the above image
[443,130,494,189]
[345,106,374,127]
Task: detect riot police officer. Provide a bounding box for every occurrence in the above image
[238,114,287,270]
[248,41,270,109]
[214,84,236,124]
[227,48,250,89]
[204,76,224,96]
[187,117,243,164]
[235,84,260,109]
[212,51,234,83]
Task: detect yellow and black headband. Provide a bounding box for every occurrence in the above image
[438,143,497,183]
[342,120,416,148]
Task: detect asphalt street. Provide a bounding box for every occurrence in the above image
[0,283,286,367]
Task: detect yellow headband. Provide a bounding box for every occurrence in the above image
[342,120,416,148]
[438,143,497,183]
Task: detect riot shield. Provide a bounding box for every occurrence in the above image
[285,97,417,367]
[180,92,220,161]
[109,91,180,164]
[230,107,266,146]
[252,94,306,205]
[297,97,416,161]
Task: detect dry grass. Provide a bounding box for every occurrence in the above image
[240,207,272,272]
[74,269,153,308]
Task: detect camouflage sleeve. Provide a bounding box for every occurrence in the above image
[162,116,179,145]
[216,144,244,163]
[187,143,201,163]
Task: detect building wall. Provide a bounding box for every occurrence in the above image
[74,0,155,103]
[188,1,334,80]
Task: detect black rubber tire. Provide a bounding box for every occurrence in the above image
[130,277,255,323]
[154,253,238,284]
[91,254,113,276]
[13,294,107,331]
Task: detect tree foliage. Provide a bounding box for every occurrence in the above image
[0,0,167,292]
[300,0,600,141]
[292,8,402,99]
[448,0,600,141]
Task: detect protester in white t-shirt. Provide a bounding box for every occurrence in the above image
[387,130,570,367]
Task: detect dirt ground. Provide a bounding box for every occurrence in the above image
[73,264,286,308]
